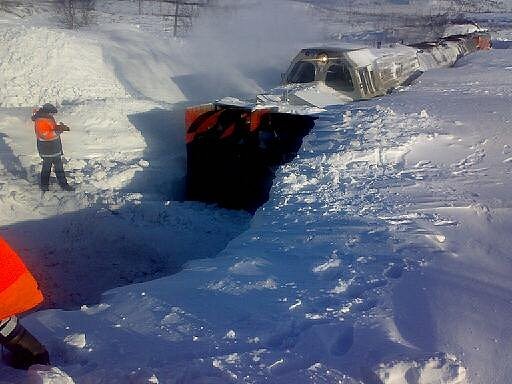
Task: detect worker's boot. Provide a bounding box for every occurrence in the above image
[59,182,75,192]
[0,320,49,370]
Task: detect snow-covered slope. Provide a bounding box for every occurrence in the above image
[0,2,511,383]
[0,26,128,107]
[0,5,263,309]
[0,0,324,342]
[3,41,511,384]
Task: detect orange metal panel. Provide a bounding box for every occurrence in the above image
[249,109,271,132]
[474,35,492,50]
[185,104,215,132]
[195,110,223,134]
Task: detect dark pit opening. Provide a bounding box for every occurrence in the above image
[186,112,316,212]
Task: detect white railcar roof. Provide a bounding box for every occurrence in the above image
[301,43,419,67]
[302,42,367,52]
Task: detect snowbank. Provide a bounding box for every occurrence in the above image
[1,2,511,383]
[0,0,329,321]
[0,25,128,107]
[4,39,509,384]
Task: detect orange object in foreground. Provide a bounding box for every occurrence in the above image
[0,236,43,319]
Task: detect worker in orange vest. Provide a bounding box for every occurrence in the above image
[0,236,49,369]
[32,103,74,192]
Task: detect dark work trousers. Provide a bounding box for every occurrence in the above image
[41,156,68,189]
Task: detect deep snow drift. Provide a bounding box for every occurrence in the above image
[0,0,343,312]
[0,2,511,384]
[8,47,512,384]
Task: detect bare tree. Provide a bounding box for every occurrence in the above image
[0,0,21,14]
[80,0,96,27]
[446,0,505,13]
[56,0,96,29]
[57,0,76,29]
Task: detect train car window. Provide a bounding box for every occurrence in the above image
[359,69,368,95]
[358,67,375,95]
[287,61,316,83]
[325,64,355,92]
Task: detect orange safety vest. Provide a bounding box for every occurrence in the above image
[0,236,43,319]
[34,117,59,141]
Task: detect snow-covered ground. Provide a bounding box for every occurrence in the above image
[0,3,268,312]
[0,1,511,383]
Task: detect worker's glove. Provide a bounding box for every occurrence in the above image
[0,321,50,370]
[57,123,70,132]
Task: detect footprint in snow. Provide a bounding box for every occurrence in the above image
[330,324,354,356]
[384,263,404,279]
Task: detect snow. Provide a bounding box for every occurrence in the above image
[27,366,74,384]
[442,24,480,38]
[0,3,254,311]
[62,333,86,349]
[0,1,512,383]
[287,83,356,108]
[375,354,467,384]
[0,26,129,107]
[346,47,378,67]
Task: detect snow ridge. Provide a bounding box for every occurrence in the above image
[0,25,129,107]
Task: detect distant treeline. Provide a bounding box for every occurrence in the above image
[0,0,213,35]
